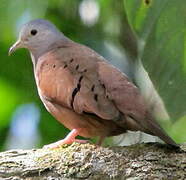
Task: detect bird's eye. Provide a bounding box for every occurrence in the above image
[30,29,37,36]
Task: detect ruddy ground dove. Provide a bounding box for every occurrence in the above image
[9,19,178,148]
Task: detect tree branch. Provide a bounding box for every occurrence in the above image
[0,143,185,179]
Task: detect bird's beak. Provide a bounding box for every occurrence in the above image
[9,40,22,56]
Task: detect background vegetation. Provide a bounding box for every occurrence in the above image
[0,0,186,150]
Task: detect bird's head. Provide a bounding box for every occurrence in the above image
[9,19,66,58]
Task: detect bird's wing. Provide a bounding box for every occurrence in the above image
[98,60,147,124]
[37,43,178,147]
[98,60,178,147]
[36,44,120,120]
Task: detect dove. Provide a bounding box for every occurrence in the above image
[9,19,178,148]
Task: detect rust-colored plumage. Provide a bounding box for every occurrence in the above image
[9,19,178,148]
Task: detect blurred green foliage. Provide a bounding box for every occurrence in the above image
[0,0,186,150]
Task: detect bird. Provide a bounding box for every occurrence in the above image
[9,19,179,149]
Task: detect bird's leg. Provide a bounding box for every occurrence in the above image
[43,129,89,149]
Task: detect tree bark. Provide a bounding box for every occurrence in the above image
[0,143,185,180]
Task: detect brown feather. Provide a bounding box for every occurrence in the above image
[35,41,178,147]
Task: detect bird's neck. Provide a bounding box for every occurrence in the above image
[30,37,73,66]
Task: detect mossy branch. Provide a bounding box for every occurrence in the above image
[0,143,185,179]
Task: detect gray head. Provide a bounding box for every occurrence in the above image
[9,19,68,58]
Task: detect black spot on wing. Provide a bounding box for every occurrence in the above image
[91,85,95,92]
[79,75,83,83]
[70,58,74,63]
[76,64,79,70]
[94,94,98,101]
[71,75,84,109]
[71,87,79,108]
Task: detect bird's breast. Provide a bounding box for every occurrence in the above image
[34,57,75,109]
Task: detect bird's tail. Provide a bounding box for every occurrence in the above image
[143,113,179,149]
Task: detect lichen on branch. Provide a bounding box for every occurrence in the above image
[0,143,185,179]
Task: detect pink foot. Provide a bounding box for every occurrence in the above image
[43,129,88,149]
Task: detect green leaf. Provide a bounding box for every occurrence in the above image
[0,79,19,127]
[170,116,186,143]
[124,0,186,120]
